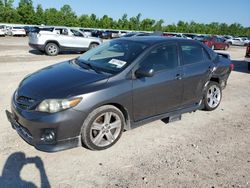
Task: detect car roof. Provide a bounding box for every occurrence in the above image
[117,36,196,45]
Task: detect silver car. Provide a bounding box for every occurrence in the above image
[29,27,102,56]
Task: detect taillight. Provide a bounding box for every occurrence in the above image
[247,44,250,53]
[230,63,234,71]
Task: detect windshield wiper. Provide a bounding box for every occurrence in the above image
[76,59,102,74]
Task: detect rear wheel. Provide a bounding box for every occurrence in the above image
[203,81,222,111]
[45,43,59,56]
[89,43,98,50]
[81,105,125,150]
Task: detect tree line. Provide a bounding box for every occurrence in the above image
[0,0,250,36]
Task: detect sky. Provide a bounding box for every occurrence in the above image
[13,0,250,27]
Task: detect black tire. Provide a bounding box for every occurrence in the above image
[203,81,222,111]
[81,105,125,150]
[45,42,59,56]
[89,43,98,50]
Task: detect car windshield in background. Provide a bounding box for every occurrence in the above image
[78,40,149,74]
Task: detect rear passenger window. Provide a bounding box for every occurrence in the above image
[180,44,205,65]
[141,45,178,72]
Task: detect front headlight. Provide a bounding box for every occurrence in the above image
[36,98,82,113]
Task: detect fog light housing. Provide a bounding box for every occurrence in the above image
[41,129,56,143]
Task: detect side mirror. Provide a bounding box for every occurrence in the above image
[135,67,154,78]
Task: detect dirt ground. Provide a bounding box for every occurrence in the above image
[0,37,249,188]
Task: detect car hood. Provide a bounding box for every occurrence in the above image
[18,61,110,100]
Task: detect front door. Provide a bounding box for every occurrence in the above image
[132,43,183,121]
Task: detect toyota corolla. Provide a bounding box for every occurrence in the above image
[6,37,233,152]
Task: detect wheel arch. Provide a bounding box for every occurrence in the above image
[45,40,61,49]
[210,77,220,84]
[105,103,131,131]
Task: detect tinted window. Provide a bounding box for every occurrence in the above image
[141,45,178,72]
[181,44,204,65]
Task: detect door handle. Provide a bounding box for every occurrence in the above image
[175,74,182,80]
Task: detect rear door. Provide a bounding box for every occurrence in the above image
[179,42,213,107]
[132,43,183,121]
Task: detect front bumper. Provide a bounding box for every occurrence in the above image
[6,101,87,152]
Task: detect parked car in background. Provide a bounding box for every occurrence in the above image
[202,36,229,50]
[245,42,250,70]
[6,37,233,152]
[79,28,93,37]
[0,25,6,36]
[226,37,249,46]
[122,32,151,37]
[184,34,197,39]
[193,35,206,42]
[29,27,102,56]
[162,33,176,37]
[7,27,26,36]
[174,33,192,39]
[91,30,112,39]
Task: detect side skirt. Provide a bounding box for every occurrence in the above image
[130,103,203,129]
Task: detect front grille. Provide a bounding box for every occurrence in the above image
[14,122,33,140]
[15,95,36,110]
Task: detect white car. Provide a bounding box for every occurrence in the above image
[226,37,249,46]
[0,29,5,36]
[29,27,102,56]
[7,27,26,36]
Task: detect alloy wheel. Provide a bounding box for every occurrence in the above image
[206,85,221,108]
[90,112,122,147]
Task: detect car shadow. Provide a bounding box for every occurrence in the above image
[232,60,250,74]
[0,152,51,188]
[29,49,84,56]
[29,50,44,55]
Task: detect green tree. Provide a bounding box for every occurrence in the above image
[16,0,35,24]
[34,4,44,25]
[59,4,78,26]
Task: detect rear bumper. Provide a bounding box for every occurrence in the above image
[29,43,45,51]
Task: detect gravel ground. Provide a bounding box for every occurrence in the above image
[0,37,249,188]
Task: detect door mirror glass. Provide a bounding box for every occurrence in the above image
[135,67,154,78]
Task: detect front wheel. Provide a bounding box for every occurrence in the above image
[81,105,125,150]
[203,81,222,111]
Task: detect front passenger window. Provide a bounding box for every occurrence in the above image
[141,45,178,72]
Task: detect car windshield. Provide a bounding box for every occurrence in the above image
[78,40,149,74]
